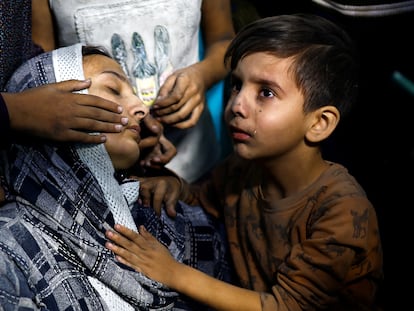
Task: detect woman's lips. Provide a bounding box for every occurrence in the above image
[127,124,141,141]
[127,124,141,133]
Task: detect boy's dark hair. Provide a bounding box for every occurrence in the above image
[224,13,359,117]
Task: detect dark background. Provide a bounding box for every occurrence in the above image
[229,1,414,296]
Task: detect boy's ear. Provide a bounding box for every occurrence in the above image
[305,106,340,143]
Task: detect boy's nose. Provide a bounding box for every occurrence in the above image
[229,92,247,117]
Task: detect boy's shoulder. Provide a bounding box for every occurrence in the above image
[322,162,366,193]
[311,161,373,210]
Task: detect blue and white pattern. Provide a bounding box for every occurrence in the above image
[0,44,231,310]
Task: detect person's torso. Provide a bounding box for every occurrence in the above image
[213,159,382,309]
[49,0,202,74]
[48,0,220,182]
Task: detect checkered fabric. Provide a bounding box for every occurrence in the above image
[0,44,231,310]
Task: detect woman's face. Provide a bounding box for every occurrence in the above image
[83,54,149,170]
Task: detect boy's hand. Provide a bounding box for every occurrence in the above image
[136,176,181,217]
[106,224,179,287]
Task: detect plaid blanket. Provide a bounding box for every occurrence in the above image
[0,44,231,310]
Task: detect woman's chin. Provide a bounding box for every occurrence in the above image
[111,154,140,171]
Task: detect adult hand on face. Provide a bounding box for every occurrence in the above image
[152,65,206,129]
[138,114,177,168]
[3,79,128,144]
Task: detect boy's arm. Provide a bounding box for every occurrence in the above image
[132,156,229,218]
[106,224,262,311]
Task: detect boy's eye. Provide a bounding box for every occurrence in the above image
[260,88,274,98]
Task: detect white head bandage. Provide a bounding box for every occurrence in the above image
[52,43,138,232]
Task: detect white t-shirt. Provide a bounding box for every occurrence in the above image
[49,0,220,182]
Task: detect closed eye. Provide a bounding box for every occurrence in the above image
[107,86,121,96]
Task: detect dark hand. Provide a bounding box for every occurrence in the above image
[106,224,178,287]
[152,66,206,129]
[138,115,176,168]
[4,80,127,144]
[136,176,181,217]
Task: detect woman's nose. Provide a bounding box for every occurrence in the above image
[127,96,149,121]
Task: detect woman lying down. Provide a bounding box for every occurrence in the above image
[0,43,231,311]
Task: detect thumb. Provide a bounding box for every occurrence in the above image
[56,79,92,92]
[156,74,176,100]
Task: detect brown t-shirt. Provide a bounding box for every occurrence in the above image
[185,155,383,311]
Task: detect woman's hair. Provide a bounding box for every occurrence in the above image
[82,45,111,58]
[81,45,112,68]
[224,13,359,117]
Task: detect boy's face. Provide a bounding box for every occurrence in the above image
[83,54,149,170]
[224,52,313,161]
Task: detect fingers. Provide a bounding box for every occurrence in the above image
[157,135,177,163]
[140,179,168,216]
[7,83,129,143]
[151,185,168,216]
[72,95,127,125]
[153,77,205,127]
[106,225,176,285]
[56,80,130,133]
[57,79,93,93]
[50,103,127,142]
[135,178,162,216]
[141,114,163,136]
[139,145,162,168]
[58,80,123,114]
[114,223,139,240]
[139,115,163,150]
[139,134,176,167]
[138,115,165,166]
[165,202,178,218]
[156,74,177,99]
[105,227,143,272]
[106,224,154,249]
[52,79,91,93]
[137,181,155,209]
[138,135,160,151]
[136,177,180,217]
[140,136,176,167]
[58,130,107,144]
[157,100,203,127]
[154,177,180,218]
